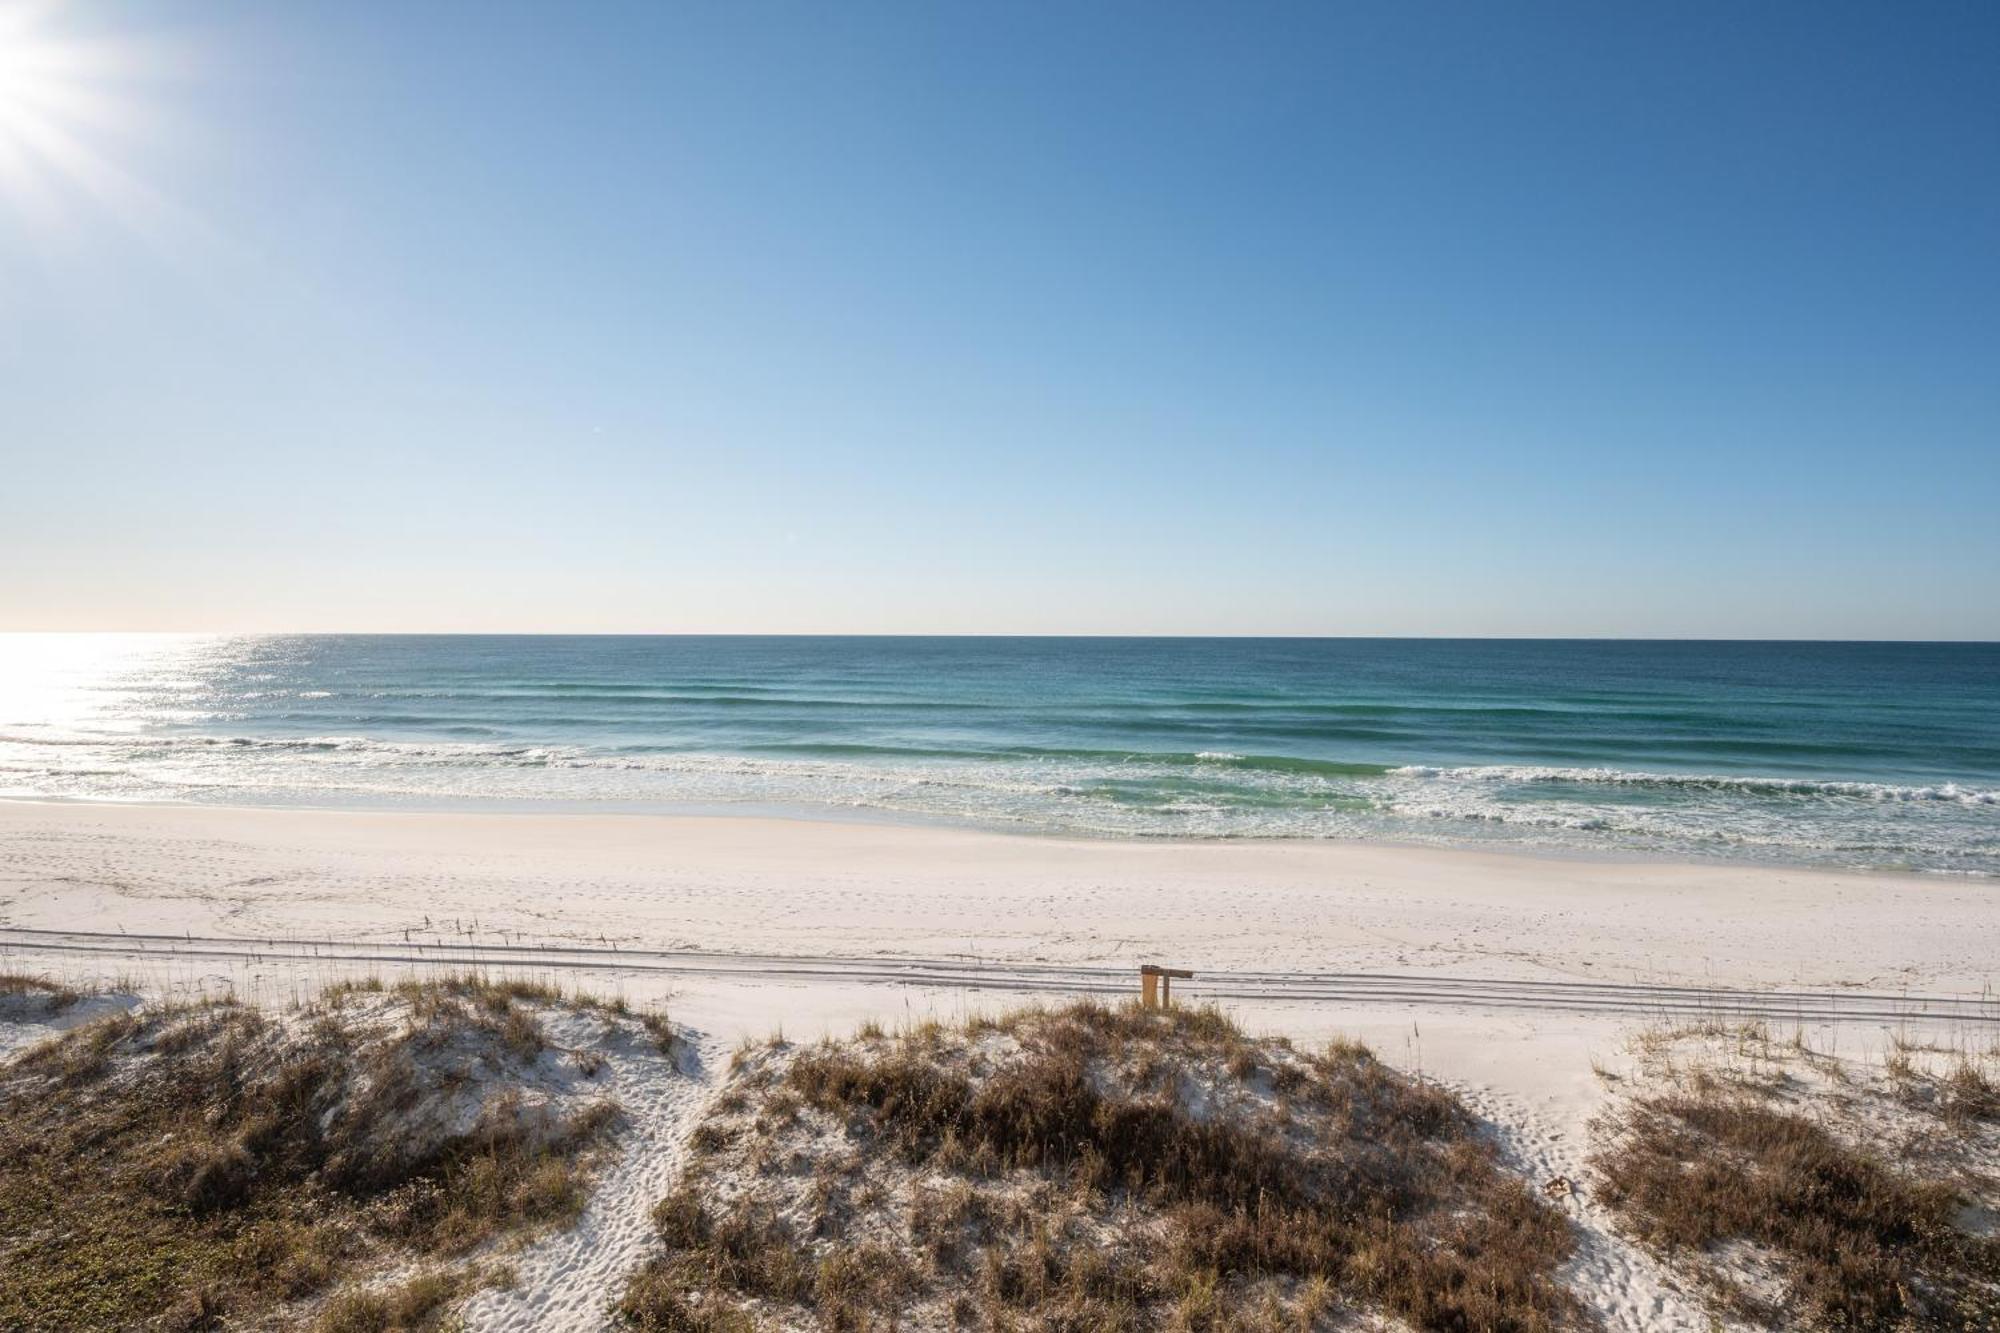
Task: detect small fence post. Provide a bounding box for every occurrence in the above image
[1139,964,1194,1009]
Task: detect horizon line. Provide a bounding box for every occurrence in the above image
[3,630,1995,645]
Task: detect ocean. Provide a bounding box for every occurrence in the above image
[1,634,1994,874]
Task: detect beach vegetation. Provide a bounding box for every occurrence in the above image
[309,1268,488,1333]
[617,999,1586,1332]
[0,970,84,1016]
[1594,1021,2000,1327]
[0,982,628,1331]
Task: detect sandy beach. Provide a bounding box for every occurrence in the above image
[5,798,1995,986]
[6,796,1997,1114]
[4,801,1998,1330]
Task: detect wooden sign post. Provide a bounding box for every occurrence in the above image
[1139,964,1194,1008]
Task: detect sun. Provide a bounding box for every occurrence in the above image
[0,0,144,216]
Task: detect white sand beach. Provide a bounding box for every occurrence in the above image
[4,799,1997,1330]
[5,798,1994,990]
[6,798,1997,1096]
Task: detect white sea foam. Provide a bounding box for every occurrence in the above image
[1,731,1994,875]
[1387,764,1999,806]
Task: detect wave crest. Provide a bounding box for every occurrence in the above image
[1387,765,1997,806]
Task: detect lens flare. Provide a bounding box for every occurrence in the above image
[0,0,161,228]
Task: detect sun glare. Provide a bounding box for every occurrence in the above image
[0,0,149,220]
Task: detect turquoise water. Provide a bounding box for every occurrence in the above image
[2,635,1995,873]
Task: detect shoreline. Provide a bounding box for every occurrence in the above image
[4,790,1983,882]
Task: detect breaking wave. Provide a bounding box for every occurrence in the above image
[1387,765,1998,806]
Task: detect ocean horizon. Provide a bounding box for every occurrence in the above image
[2,633,1995,875]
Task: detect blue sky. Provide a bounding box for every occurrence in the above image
[2,1,1995,635]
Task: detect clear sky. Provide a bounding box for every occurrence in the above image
[2,1,1995,636]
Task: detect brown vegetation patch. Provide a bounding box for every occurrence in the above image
[0,983,625,1331]
[0,970,83,1018]
[308,1267,496,1333]
[618,1001,1587,1332]
[1593,1022,2000,1327]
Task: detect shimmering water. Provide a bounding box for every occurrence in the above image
[2,634,1995,873]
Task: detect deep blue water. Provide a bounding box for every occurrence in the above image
[3,635,1995,873]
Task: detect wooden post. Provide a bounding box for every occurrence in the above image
[1139,964,1194,1009]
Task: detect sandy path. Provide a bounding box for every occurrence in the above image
[459,1020,722,1333]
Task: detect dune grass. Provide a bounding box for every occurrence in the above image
[309,1268,491,1333]
[1593,1022,2000,1328]
[0,983,622,1331]
[0,971,83,1012]
[618,1000,1587,1332]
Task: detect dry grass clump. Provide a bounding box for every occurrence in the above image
[618,1000,1586,1332]
[309,1268,490,1333]
[1597,1095,1999,1327]
[0,982,626,1331]
[329,971,678,1055]
[0,970,83,1016]
[1942,1060,2000,1126]
[1593,1022,2000,1328]
[0,971,78,998]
